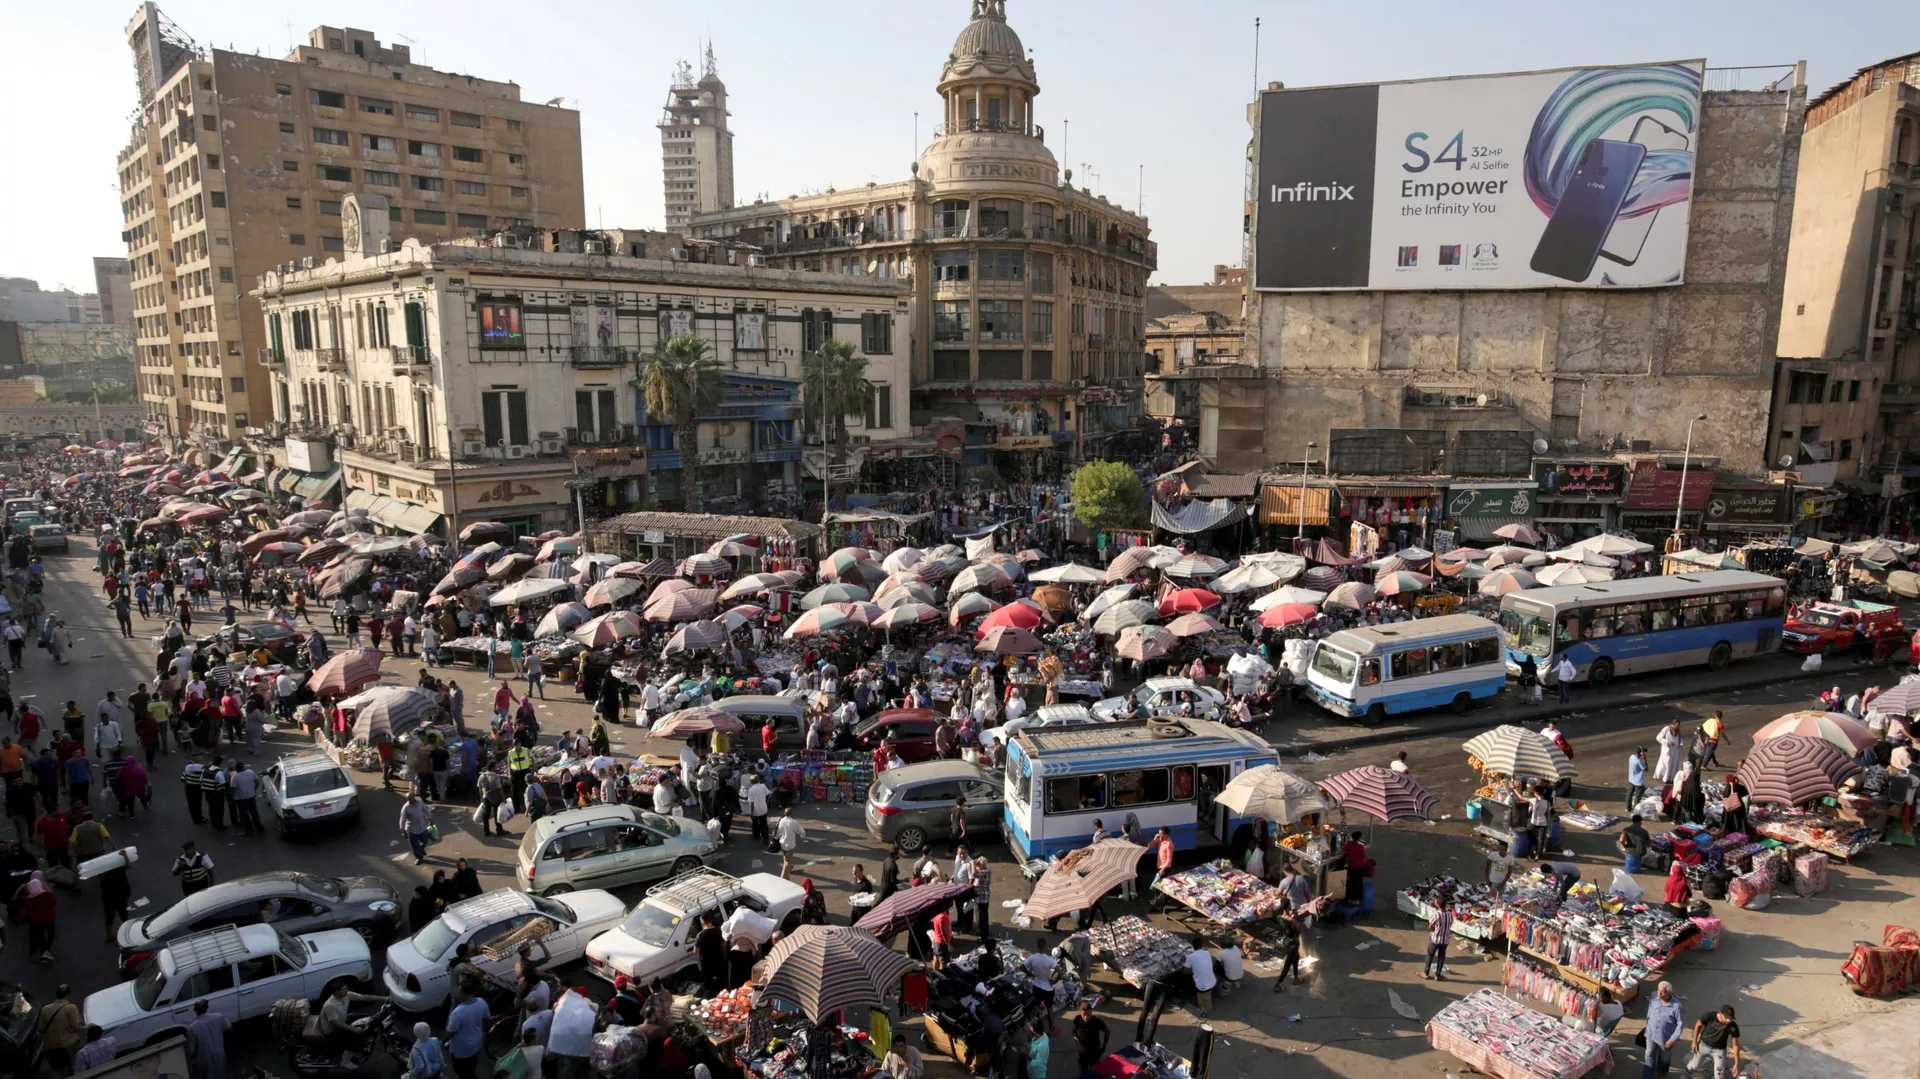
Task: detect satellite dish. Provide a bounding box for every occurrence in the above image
[1778,455,1796,469]
[1532,439,1550,455]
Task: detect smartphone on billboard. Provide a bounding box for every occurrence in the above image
[1600,116,1690,266]
[1529,138,1648,282]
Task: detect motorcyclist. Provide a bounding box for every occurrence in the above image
[317,980,389,1062]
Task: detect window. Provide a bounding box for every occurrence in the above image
[408,140,440,158]
[209,191,225,208]
[1788,371,1827,403]
[207,154,221,170]
[277,84,293,96]
[1465,637,1501,666]
[288,233,306,245]
[934,301,970,343]
[414,209,447,225]
[279,122,295,134]
[978,198,1023,236]
[1432,642,1464,671]
[1031,252,1053,293]
[932,199,970,237]
[980,249,1024,281]
[932,250,970,282]
[1031,301,1054,344]
[1110,769,1172,807]
[1850,379,1862,401]
[282,160,300,172]
[309,89,345,108]
[800,309,833,353]
[861,313,893,354]
[864,383,892,429]
[452,146,484,163]
[478,301,524,350]
[230,377,246,392]
[457,213,489,228]
[363,134,396,152]
[406,104,439,122]
[507,119,522,132]
[184,965,235,999]
[312,127,348,146]
[508,154,524,165]
[318,200,341,216]
[451,110,483,128]
[388,205,403,221]
[365,170,398,187]
[1047,775,1106,813]
[1841,439,1854,460]
[322,236,344,253]
[316,165,351,182]
[218,267,233,283]
[455,181,487,196]
[1389,648,1431,680]
[413,175,444,192]
[575,389,617,438]
[978,300,1022,342]
[510,186,528,199]
[359,97,395,115]
[291,310,314,350]
[481,389,530,445]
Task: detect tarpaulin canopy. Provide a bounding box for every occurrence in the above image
[1260,484,1331,526]
[1150,497,1252,535]
[345,489,443,535]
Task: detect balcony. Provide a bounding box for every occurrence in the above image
[570,345,632,369]
[257,348,284,369]
[313,348,346,373]
[390,345,432,371]
[770,234,852,255]
[932,119,1045,143]
[926,226,971,240]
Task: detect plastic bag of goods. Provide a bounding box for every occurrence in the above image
[722,906,779,945]
[1608,868,1643,902]
[590,1025,647,1076]
[1728,870,1772,910]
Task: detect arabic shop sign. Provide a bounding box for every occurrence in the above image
[1533,461,1627,499]
[1445,484,1534,519]
[1622,461,1716,511]
[1704,487,1787,525]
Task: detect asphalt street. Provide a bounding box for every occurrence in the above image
[8,538,1919,1079]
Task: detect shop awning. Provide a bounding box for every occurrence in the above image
[1152,498,1252,534]
[268,468,291,493]
[345,489,444,535]
[1260,485,1331,526]
[289,466,342,502]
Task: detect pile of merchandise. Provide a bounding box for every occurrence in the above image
[1397,875,1506,940]
[1505,897,1695,994]
[1081,916,1189,988]
[741,1021,878,1079]
[1751,807,1877,859]
[1557,810,1620,832]
[692,985,754,1043]
[1154,862,1287,925]
[1426,989,1611,1079]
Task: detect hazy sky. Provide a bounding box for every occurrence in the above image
[3,0,1908,293]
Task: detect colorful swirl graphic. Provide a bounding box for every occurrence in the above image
[1524,64,1701,221]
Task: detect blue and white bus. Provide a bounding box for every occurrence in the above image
[1499,569,1787,689]
[1303,614,1507,726]
[1001,719,1278,858]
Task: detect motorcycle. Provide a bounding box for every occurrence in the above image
[273,999,411,1078]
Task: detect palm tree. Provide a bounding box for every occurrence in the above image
[642,332,723,512]
[801,339,871,520]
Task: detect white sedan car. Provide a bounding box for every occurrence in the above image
[383,888,625,1012]
[586,869,803,987]
[259,752,360,834]
[1090,677,1226,722]
[85,923,371,1048]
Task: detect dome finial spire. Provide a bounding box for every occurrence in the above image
[971,0,1007,20]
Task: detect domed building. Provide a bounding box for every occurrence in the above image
[688,0,1154,484]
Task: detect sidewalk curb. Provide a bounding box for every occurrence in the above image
[1268,659,1902,759]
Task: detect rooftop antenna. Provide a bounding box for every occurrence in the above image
[1253,17,1261,92]
[396,34,418,64]
[282,19,294,55]
[1138,164,1144,215]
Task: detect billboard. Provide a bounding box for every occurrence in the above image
[1254,60,1704,291]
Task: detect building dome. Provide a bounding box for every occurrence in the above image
[943,0,1035,86]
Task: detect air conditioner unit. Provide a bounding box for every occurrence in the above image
[504,444,531,460]
[747,255,766,267]
[670,249,688,261]
[484,446,506,460]
[578,430,598,444]
[584,240,606,254]
[538,437,563,454]
[459,439,485,456]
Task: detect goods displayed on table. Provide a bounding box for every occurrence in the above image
[740,1020,878,1079]
[922,939,1067,1072]
[1752,807,1877,860]
[1426,989,1611,1079]
[1842,925,1920,997]
[1093,1043,1194,1079]
[1504,889,1696,995]
[1398,875,1505,941]
[693,985,755,1043]
[1277,824,1337,854]
[1556,810,1620,832]
[1154,861,1287,926]
[1081,916,1188,988]
[1502,955,1600,1025]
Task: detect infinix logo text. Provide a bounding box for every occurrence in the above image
[1271,182,1356,202]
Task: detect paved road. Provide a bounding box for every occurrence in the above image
[9,539,1919,1079]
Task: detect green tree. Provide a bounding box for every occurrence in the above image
[641,332,723,512]
[800,339,870,518]
[1070,459,1148,535]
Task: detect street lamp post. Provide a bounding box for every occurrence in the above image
[1298,441,1316,538]
[1673,413,1707,550]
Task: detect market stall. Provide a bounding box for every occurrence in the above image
[921,939,1062,1074]
[1461,726,1576,857]
[1749,807,1877,862]
[1078,915,1189,989]
[1397,875,1506,943]
[1153,861,1288,928]
[1426,988,1612,1079]
[1498,873,1700,1004]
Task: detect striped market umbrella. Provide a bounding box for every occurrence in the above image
[707,540,757,559]
[872,602,940,631]
[1492,522,1542,546]
[977,626,1044,655]
[1462,725,1577,782]
[460,521,513,544]
[1082,584,1137,621]
[350,536,410,557]
[949,564,1011,595]
[585,577,644,608]
[537,535,580,561]
[723,571,802,600]
[1478,567,1538,596]
[854,880,975,938]
[455,541,502,567]
[1021,839,1150,923]
[652,705,745,737]
[876,581,937,608]
[251,541,307,564]
[1300,566,1345,591]
[800,583,870,609]
[1092,599,1158,635]
[821,548,875,581]
[1166,612,1224,637]
[648,578,695,604]
[1753,712,1876,755]
[1029,563,1104,585]
[643,587,718,621]
[1156,587,1221,616]
[1251,586,1325,611]
[1325,581,1376,609]
[344,685,441,741]
[486,553,536,582]
[664,620,730,655]
[575,611,644,648]
[316,558,374,600]
[1484,545,1535,569]
[947,592,1000,625]
[913,554,967,581]
[611,558,677,578]
[1162,554,1227,579]
[282,509,331,528]
[785,607,852,640]
[488,578,573,608]
[881,547,925,574]
[1317,765,1439,822]
[678,553,732,577]
[1869,682,1920,717]
[1214,765,1327,825]
[307,648,384,697]
[241,528,297,554]
[717,605,765,630]
[431,562,484,595]
[1737,734,1862,806]
[535,601,593,638]
[1115,624,1176,662]
[760,925,918,1024]
[1372,571,1431,596]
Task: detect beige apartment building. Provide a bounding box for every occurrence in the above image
[688,0,1155,477]
[117,4,583,451]
[252,199,913,535]
[1775,51,1920,483]
[659,48,736,231]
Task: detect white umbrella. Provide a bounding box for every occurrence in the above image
[1029,563,1105,585]
[1573,533,1654,557]
[572,553,621,573]
[950,564,1011,595]
[1534,562,1614,587]
[1082,583,1137,621]
[349,536,411,556]
[1214,765,1328,825]
[489,578,574,607]
[1214,562,1284,595]
[1549,548,1618,567]
[881,548,925,574]
[1251,586,1327,611]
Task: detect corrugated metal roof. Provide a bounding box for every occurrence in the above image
[593,511,821,541]
[1184,473,1259,499]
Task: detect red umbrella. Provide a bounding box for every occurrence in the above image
[1156,587,1220,616]
[308,648,384,696]
[242,528,296,554]
[1257,603,1319,628]
[176,504,228,524]
[974,602,1043,637]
